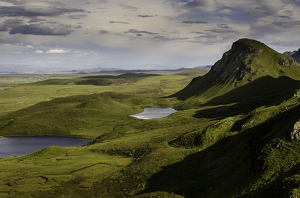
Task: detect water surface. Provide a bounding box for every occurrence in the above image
[0,136,90,158]
[130,108,177,119]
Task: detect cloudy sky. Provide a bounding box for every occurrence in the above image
[1,0,300,72]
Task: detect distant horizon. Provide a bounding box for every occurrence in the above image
[0,64,212,74]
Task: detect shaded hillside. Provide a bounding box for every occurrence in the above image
[172,38,300,109]
[3,39,300,198]
[30,73,160,86]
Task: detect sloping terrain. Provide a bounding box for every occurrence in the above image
[172,38,300,109]
[1,39,300,197]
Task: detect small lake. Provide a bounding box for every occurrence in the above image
[130,108,177,119]
[0,87,11,89]
[0,136,90,158]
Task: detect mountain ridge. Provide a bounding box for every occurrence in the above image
[172,38,300,109]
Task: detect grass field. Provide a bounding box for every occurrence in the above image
[1,64,300,198]
[0,73,192,116]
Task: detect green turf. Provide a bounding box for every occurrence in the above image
[1,39,300,197]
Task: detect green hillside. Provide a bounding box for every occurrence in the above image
[2,39,300,197]
[172,38,300,109]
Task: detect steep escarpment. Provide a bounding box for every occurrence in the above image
[172,38,300,109]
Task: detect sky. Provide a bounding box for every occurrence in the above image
[1,0,300,72]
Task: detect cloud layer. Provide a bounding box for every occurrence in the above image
[0,0,300,71]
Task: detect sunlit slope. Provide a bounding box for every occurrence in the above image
[172,38,300,108]
[0,92,173,138]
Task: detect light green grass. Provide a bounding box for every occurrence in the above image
[2,39,300,197]
[0,74,192,116]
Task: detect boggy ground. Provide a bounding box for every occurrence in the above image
[1,71,300,197]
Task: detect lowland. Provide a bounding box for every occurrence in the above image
[1,38,300,198]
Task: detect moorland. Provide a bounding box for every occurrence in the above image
[1,38,300,198]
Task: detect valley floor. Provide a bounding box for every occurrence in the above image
[0,72,300,198]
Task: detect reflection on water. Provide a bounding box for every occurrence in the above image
[0,136,90,158]
[130,108,177,119]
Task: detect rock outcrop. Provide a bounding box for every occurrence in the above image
[290,121,300,140]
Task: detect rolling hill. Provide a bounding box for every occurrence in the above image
[172,38,300,109]
[2,38,300,197]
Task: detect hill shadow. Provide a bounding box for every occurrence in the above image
[193,76,300,120]
[138,101,300,198]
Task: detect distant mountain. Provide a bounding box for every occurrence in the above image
[193,65,212,69]
[63,67,121,74]
[283,50,298,56]
[172,38,300,109]
[60,66,198,74]
[291,49,300,63]
[0,64,35,73]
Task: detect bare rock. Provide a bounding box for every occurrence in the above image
[290,122,300,140]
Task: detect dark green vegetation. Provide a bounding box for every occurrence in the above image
[30,73,160,86]
[1,38,300,197]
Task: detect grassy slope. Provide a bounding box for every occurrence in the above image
[172,38,300,109]
[0,74,191,116]
[1,39,300,197]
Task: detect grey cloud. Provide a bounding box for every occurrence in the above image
[137,15,154,17]
[119,4,138,11]
[0,19,23,31]
[0,4,84,17]
[136,33,143,36]
[195,34,217,39]
[185,0,219,12]
[277,15,292,20]
[28,17,46,23]
[46,21,59,24]
[9,24,74,36]
[273,21,300,28]
[68,14,88,19]
[99,30,109,34]
[242,0,289,19]
[191,31,203,34]
[269,40,300,47]
[205,29,238,34]
[182,20,207,24]
[152,36,188,41]
[124,29,158,35]
[110,21,130,24]
[185,0,206,8]
[218,24,229,29]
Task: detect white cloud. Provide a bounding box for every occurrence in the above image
[26,45,33,48]
[34,50,43,53]
[3,44,11,47]
[46,49,69,53]
[219,9,232,14]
